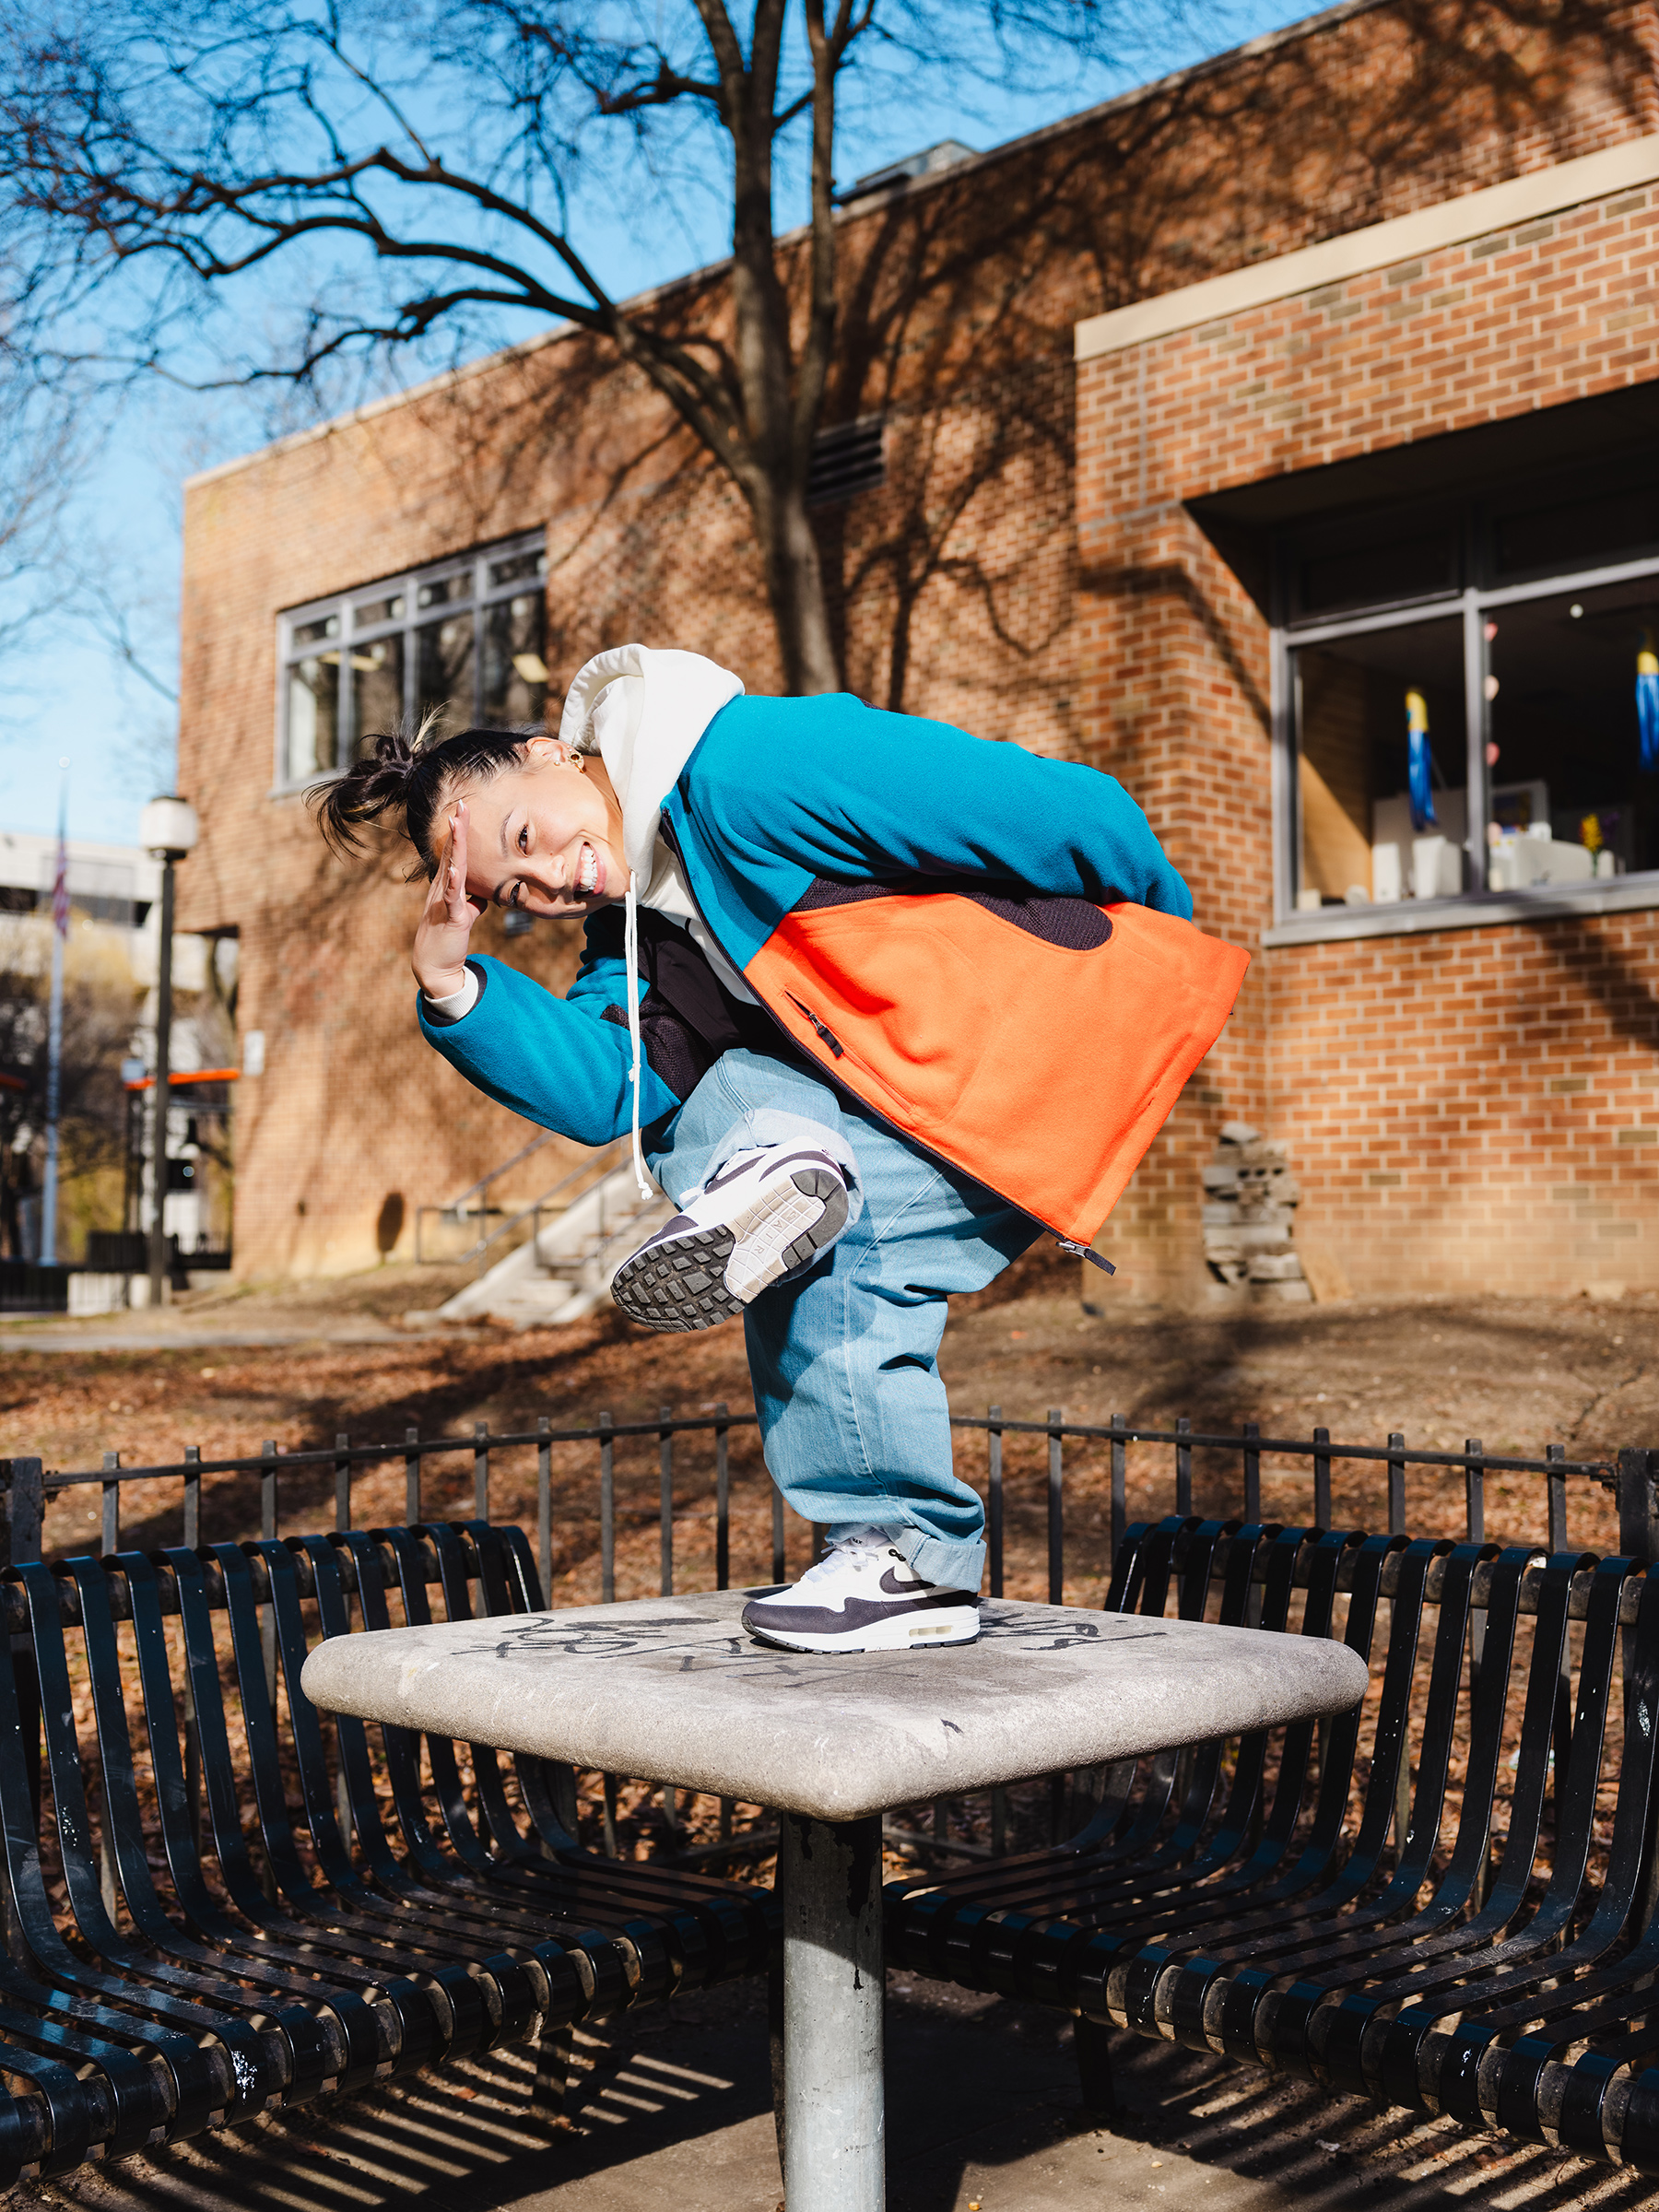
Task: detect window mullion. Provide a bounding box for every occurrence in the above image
[337,596,353,767]
[474,559,485,725]
[1462,593,1488,894]
[404,581,416,726]
[1476,547,1659,611]
[1283,632,1309,924]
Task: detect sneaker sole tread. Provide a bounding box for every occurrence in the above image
[613,1169,849,1332]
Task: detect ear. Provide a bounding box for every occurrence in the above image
[524,735,580,771]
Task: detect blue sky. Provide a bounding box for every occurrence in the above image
[0,0,1314,843]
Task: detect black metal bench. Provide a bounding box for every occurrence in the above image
[0,1519,777,2183]
[888,1515,1659,2171]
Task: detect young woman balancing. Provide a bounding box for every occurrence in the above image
[316,642,1247,1653]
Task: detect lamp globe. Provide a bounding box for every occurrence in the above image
[139,795,199,862]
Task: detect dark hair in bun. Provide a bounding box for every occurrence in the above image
[309,718,539,876]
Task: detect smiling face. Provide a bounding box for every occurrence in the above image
[438,737,628,919]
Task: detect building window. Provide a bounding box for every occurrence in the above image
[276,532,547,787]
[1277,461,1659,917]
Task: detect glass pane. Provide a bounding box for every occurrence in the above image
[1294,617,1466,908]
[482,593,548,725]
[1484,578,1659,888]
[1491,483,1659,581]
[417,571,472,611]
[286,653,340,779]
[417,614,476,728]
[350,632,405,755]
[354,592,405,628]
[1296,524,1457,620]
[488,548,547,588]
[292,612,339,648]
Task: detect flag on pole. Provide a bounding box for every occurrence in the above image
[1638,636,1659,774]
[40,769,68,1268]
[51,818,69,938]
[1406,688,1437,833]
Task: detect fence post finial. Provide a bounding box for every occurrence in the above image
[1,1459,43,1568]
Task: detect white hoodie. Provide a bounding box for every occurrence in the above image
[564,644,747,1195]
[426,644,747,1196]
[562,642,749,1002]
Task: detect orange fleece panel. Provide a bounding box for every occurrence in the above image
[746,898,1249,1242]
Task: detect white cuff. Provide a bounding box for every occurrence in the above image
[423,966,480,1023]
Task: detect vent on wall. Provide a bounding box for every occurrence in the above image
[808,417,886,507]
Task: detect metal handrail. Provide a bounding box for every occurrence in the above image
[415,1137,626,1267]
[477,1141,636,1273]
[430,1126,557,1212]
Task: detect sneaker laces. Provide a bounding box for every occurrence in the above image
[798,1526,901,1584]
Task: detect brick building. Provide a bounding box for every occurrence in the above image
[178,0,1659,1298]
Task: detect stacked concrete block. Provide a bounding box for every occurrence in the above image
[1201,1123,1311,1303]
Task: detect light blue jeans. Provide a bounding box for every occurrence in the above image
[647,1049,1041,1592]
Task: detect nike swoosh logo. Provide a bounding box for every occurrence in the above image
[878,1567,976,1600]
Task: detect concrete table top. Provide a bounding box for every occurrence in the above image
[301,1586,1368,1821]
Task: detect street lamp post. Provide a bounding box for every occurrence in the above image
[140,796,199,1310]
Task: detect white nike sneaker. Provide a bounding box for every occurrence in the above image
[610,1144,851,1333]
[741,1528,981,1653]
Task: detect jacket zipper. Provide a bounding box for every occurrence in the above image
[653,814,1115,1274]
[784,994,844,1058]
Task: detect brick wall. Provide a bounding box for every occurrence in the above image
[1077,168,1659,1300]
[1264,915,1659,1293]
[1087,186,1659,497]
[177,0,1659,1283]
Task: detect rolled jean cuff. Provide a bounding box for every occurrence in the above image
[892,1525,986,1595]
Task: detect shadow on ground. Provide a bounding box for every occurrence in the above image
[21,1971,1652,2212]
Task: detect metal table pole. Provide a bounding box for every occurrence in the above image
[780,1809,885,2209]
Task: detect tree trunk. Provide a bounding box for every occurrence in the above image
[750,468,840,695]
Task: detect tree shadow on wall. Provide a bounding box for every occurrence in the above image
[809,0,1650,728]
[1508,904,1659,1053]
[328,0,1653,736]
[1076,557,1273,741]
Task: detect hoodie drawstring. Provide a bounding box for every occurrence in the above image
[624,871,653,1201]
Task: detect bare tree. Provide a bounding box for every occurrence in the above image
[0,274,88,670]
[0,0,1205,692]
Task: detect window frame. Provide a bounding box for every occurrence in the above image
[1270,541,1659,936]
[273,528,548,794]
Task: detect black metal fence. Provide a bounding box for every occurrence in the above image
[6,1406,1653,1594]
[0,1262,70,1314]
[5,1411,1653,1869]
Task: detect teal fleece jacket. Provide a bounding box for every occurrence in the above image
[419,691,1192,1145]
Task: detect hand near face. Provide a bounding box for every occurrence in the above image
[412,802,485,998]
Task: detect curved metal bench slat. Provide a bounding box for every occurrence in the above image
[887,1519,1659,2170]
[0,1519,777,2183]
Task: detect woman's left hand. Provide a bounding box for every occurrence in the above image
[412,802,485,997]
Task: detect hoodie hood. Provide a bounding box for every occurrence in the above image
[559,642,745,1203]
[560,643,744,881]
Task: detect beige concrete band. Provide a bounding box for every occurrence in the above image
[1074,131,1659,361]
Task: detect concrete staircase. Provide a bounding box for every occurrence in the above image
[437,1161,672,1328]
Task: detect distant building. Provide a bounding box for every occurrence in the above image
[0,830,156,935]
[178,0,1659,1298]
[0,831,224,1267]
